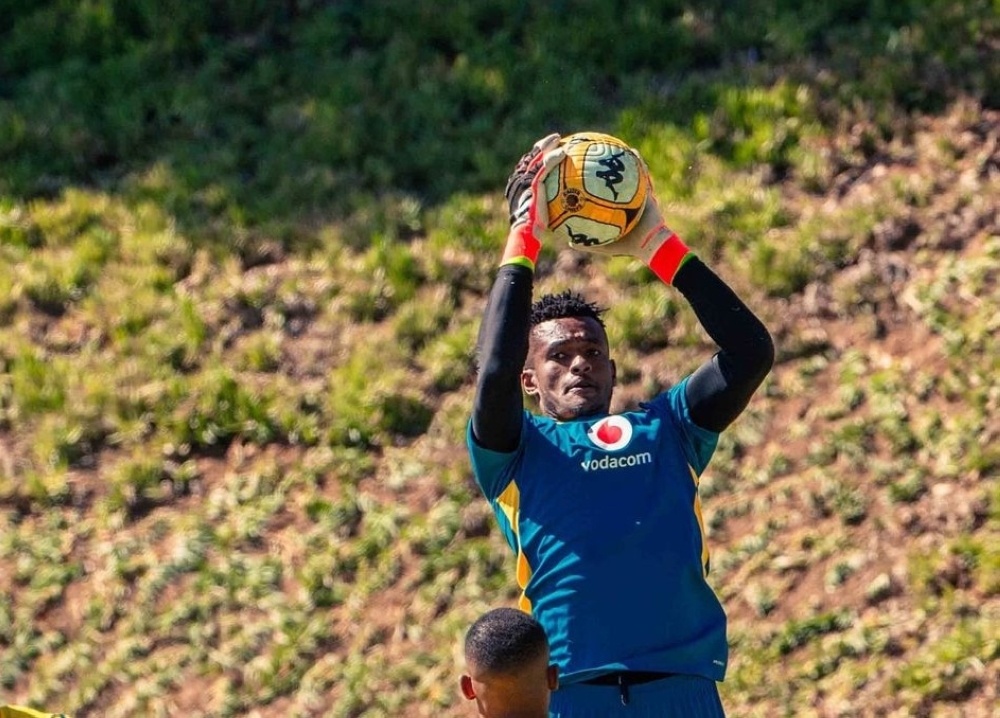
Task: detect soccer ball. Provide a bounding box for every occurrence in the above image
[543,132,650,248]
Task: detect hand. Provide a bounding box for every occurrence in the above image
[504,133,562,226]
[570,153,693,284]
[501,134,566,269]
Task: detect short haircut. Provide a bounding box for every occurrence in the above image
[465,607,549,675]
[530,290,606,328]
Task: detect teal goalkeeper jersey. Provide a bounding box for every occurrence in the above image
[467,380,728,684]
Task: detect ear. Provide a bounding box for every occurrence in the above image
[460,674,477,700]
[521,368,540,397]
[547,664,559,690]
[610,358,617,386]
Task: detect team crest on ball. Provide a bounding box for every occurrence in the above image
[543,131,650,247]
[587,415,633,451]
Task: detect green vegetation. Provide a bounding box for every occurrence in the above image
[1,1,998,715]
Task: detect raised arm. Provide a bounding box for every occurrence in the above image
[568,146,774,432]
[471,135,565,452]
[672,258,774,431]
[471,264,534,452]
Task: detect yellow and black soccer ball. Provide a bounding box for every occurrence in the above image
[543,132,650,248]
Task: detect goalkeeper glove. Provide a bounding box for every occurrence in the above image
[569,158,693,285]
[501,133,564,270]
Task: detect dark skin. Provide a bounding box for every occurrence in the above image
[521,316,617,421]
[460,654,559,718]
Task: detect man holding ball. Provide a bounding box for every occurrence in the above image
[466,134,775,716]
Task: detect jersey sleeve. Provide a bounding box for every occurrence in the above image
[649,379,719,474]
[466,415,524,501]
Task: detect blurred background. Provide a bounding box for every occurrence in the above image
[0,1,997,716]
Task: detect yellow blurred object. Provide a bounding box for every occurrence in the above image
[0,707,71,718]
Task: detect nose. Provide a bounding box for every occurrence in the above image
[570,354,591,374]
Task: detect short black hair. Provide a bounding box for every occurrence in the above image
[529,290,606,328]
[465,607,549,675]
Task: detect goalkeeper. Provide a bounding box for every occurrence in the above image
[466,134,775,717]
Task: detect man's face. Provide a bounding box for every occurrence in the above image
[460,654,558,717]
[522,316,616,421]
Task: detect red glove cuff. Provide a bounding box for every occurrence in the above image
[501,156,550,270]
[500,224,541,270]
[647,232,693,285]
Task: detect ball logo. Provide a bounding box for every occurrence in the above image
[561,187,583,212]
[594,149,627,199]
[587,415,633,451]
[565,225,601,247]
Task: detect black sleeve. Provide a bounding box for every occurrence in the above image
[471,264,534,452]
[671,258,775,432]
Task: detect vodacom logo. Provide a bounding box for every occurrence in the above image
[586,415,633,452]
